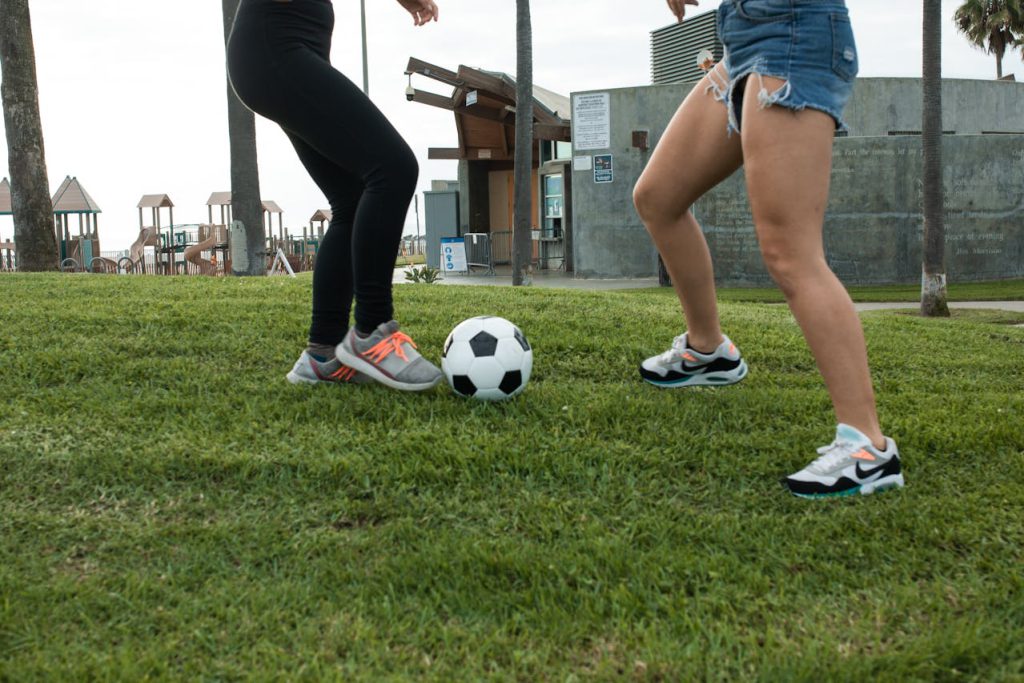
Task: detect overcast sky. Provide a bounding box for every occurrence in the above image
[1,0,1022,251]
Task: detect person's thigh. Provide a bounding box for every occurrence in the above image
[634,63,744,217]
[739,78,836,262]
[285,130,363,224]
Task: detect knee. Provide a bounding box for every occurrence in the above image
[386,145,419,196]
[760,242,826,296]
[368,144,419,196]
[633,174,692,230]
[394,146,419,188]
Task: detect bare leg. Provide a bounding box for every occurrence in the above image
[632,64,744,352]
[740,77,884,447]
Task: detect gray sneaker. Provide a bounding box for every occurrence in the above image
[286,350,370,386]
[335,321,443,392]
[784,423,904,498]
[640,333,748,387]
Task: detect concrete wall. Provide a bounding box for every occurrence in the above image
[570,78,1024,284]
[844,78,1024,135]
[700,136,1024,285]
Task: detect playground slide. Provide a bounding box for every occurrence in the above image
[184,234,219,275]
[129,227,156,270]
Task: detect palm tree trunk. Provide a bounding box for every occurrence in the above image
[921,0,949,316]
[512,0,534,287]
[222,0,266,276]
[0,0,58,271]
[995,46,1004,79]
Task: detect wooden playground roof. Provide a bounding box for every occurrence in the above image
[310,209,332,222]
[0,178,11,215]
[405,58,572,162]
[207,192,232,207]
[138,194,174,209]
[52,176,101,215]
[206,192,284,214]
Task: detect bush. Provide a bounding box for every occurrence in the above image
[404,264,441,284]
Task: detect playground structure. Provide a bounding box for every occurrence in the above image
[124,195,230,275]
[0,178,14,271]
[118,192,320,276]
[51,176,117,273]
[0,177,329,276]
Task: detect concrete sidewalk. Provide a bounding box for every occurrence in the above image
[393,267,1024,313]
[851,301,1024,313]
[393,267,659,291]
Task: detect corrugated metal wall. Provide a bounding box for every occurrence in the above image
[650,10,723,85]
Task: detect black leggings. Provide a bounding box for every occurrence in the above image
[227,0,417,344]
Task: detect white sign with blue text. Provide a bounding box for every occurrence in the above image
[440,237,468,273]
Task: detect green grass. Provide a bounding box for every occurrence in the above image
[1,273,1022,681]
[673,278,1024,304]
[396,253,426,267]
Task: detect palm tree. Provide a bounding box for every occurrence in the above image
[954,0,1024,79]
[922,0,950,316]
[0,0,58,271]
[222,0,266,276]
[512,0,534,287]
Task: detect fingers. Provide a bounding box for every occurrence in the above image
[666,0,698,22]
[414,0,438,26]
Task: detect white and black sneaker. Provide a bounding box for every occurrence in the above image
[639,333,748,388]
[784,423,905,498]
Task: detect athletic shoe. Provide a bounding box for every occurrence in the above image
[286,350,369,386]
[335,320,443,392]
[784,423,905,498]
[639,332,748,387]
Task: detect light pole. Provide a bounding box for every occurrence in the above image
[414,194,421,255]
[360,0,369,95]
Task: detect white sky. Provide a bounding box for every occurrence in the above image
[1,0,1022,251]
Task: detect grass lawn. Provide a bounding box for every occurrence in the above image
[396,253,426,267]
[706,278,1024,304]
[1,274,1022,680]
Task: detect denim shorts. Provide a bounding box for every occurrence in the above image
[712,0,858,134]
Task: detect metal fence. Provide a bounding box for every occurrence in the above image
[490,230,542,267]
[463,233,495,274]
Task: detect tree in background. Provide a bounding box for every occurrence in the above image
[922,0,950,316]
[0,0,58,271]
[222,0,266,276]
[954,0,1024,79]
[512,0,534,287]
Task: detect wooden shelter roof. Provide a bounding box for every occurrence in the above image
[405,58,572,162]
[206,193,283,214]
[138,194,174,209]
[0,178,11,215]
[51,176,101,215]
[207,191,232,207]
[310,209,332,222]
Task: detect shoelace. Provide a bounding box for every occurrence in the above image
[809,438,861,471]
[328,365,357,382]
[660,334,689,363]
[362,331,416,364]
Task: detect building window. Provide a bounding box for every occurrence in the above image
[542,174,563,238]
[541,141,573,163]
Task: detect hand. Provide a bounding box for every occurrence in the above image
[396,0,439,26]
[666,0,699,23]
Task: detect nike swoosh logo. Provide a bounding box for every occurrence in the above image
[855,460,889,480]
[680,360,712,374]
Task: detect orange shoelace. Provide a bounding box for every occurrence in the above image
[328,365,357,382]
[362,331,416,364]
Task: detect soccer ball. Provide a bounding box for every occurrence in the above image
[441,316,533,401]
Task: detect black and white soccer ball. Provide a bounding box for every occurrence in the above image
[441,316,533,401]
